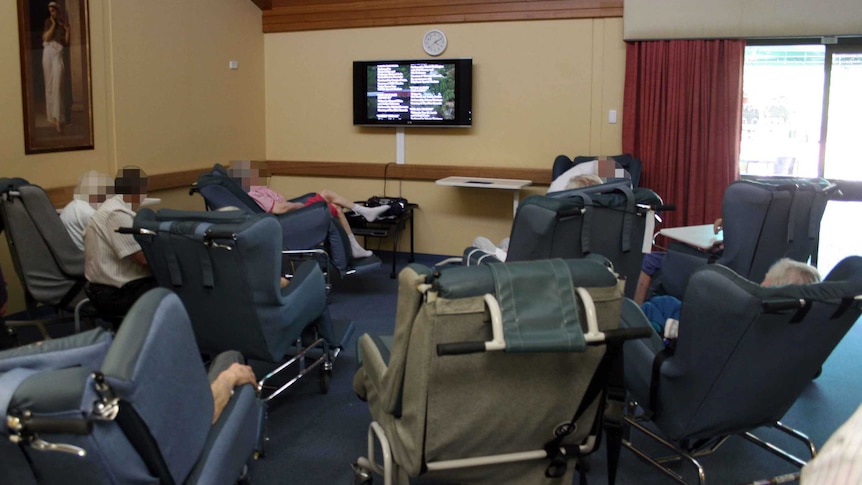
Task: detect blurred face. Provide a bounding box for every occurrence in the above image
[230,161,264,190]
[48,5,58,18]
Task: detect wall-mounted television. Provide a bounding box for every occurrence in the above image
[353,58,472,127]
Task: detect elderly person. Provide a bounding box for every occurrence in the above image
[84,166,156,328]
[60,170,113,251]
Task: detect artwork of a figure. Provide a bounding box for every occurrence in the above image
[41,1,70,133]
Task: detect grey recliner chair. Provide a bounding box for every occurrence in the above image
[0,180,92,339]
[0,288,264,485]
[657,178,838,299]
[620,255,862,484]
[191,164,381,279]
[131,208,353,401]
[460,181,666,299]
[352,258,651,485]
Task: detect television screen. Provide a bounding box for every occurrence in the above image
[353,58,472,127]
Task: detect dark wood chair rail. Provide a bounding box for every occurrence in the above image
[44,162,551,208]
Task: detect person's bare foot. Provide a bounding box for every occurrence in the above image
[52,118,62,133]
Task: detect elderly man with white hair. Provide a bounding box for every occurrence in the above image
[60,170,113,250]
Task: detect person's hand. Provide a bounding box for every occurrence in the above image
[221,362,257,388]
[713,218,723,234]
[211,363,257,424]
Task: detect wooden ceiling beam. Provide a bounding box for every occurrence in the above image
[250,0,272,11]
[262,0,622,33]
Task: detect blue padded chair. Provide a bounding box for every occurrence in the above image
[620,256,862,484]
[0,180,93,338]
[657,178,837,299]
[132,208,351,400]
[461,182,664,299]
[744,177,839,265]
[192,164,381,278]
[0,288,263,485]
[352,258,651,485]
[553,154,643,188]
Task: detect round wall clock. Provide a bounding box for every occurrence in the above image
[422,29,447,56]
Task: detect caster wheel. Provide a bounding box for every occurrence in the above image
[352,462,372,484]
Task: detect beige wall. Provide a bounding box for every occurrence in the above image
[624,0,862,40]
[264,18,626,256]
[0,0,266,313]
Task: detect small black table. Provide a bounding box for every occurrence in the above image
[348,203,417,278]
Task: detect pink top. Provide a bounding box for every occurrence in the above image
[248,185,284,213]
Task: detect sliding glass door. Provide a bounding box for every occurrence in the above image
[741,42,862,274]
[818,46,862,274]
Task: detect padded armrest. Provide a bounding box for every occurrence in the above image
[275,202,332,250]
[154,208,249,224]
[354,334,392,408]
[0,328,112,374]
[10,366,92,416]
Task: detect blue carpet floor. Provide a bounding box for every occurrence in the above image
[8,252,860,484]
[249,253,862,485]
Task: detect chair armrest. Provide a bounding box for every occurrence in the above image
[0,328,112,373]
[355,334,394,411]
[274,202,331,250]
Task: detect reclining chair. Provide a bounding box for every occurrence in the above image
[131,208,353,400]
[352,258,651,485]
[460,182,665,299]
[0,288,264,484]
[657,178,837,299]
[0,179,93,339]
[553,153,643,188]
[191,164,381,279]
[620,255,862,484]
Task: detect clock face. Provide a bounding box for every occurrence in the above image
[423,30,447,56]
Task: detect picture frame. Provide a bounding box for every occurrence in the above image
[17,0,93,154]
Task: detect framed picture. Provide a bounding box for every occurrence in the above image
[17,0,93,154]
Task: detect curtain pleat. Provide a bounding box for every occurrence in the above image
[623,39,745,229]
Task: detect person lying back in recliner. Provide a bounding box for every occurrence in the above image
[229,160,389,259]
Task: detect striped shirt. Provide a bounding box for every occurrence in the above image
[83,195,150,288]
[800,402,862,485]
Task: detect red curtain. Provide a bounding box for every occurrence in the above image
[622,39,745,229]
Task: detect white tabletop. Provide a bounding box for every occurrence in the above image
[658,224,723,250]
[435,176,532,190]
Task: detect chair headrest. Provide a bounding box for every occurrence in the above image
[432,257,618,300]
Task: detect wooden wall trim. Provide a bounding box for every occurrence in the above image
[267,160,552,184]
[262,0,622,33]
[45,168,209,208]
[44,162,549,208]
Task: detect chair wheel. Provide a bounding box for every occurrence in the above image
[352,462,372,484]
[320,367,332,394]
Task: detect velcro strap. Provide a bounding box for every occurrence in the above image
[158,222,183,287]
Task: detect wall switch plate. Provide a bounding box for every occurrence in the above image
[229,60,239,70]
[609,109,618,124]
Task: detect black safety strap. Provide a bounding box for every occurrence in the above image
[57,278,87,311]
[158,223,183,287]
[809,191,829,239]
[115,401,176,485]
[543,338,628,485]
[648,344,675,418]
[578,194,594,254]
[616,184,636,254]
